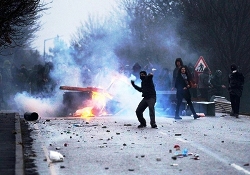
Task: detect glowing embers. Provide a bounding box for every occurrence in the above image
[73,91,113,119]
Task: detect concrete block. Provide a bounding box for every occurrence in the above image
[193,101,215,116]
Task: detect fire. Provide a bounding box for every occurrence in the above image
[74,107,94,119]
[74,90,113,119]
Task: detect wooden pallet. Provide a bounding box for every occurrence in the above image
[213,96,231,113]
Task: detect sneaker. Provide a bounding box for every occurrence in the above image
[151,124,158,128]
[193,115,200,119]
[174,116,182,120]
[138,124,146,128]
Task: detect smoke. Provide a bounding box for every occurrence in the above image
[11,1,202,118]
[14,91,63,118]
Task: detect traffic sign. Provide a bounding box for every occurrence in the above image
[194,56,210,73]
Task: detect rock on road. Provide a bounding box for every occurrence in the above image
[21,113,250,175]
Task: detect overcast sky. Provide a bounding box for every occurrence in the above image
[33,0,118,54]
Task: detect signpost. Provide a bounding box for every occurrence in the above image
[194,56,210,73]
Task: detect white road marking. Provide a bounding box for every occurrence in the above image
[159,131,250,174]
[231,163,250,175]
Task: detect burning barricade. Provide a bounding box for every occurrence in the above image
[59,86,118,118]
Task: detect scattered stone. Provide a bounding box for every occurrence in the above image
[124,124,132,126]
[141,155,145,158]
[156,158,161,161]
[56,147,61,150]
[171,163,178,166]
[169,149,172,153]
[175,133,181,136]
[60,165,65,168]
[171,156,177,160]
[106,130,110,132]
[116,133,120,135]
[123,143,127,146]
[64,143,68,147]
[244,163,249,166]
[105,167,109,170]
[102,126,107,128]
[128,169,134,171]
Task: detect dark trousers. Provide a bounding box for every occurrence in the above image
[230,94,241,114]
[175,96,196,117]
[136,97,156,125]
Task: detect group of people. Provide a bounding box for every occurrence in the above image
[198,67,227,101]
[131,58,244,129]
[0,60,55,106]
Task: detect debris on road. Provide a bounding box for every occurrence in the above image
[49,150,64,162]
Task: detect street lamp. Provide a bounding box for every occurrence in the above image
[43,35,60,62]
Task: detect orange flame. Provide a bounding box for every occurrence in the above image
[74,91,113,119]
[74,107,94,119]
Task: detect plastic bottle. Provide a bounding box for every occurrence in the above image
[182,148,188,156]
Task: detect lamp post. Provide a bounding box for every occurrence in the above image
[43,35,60,62]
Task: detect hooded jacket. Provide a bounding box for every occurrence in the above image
[172,58,184,87]
[228,66,244,97]
[131,74,156,98]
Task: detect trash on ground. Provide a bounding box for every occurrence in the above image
[49,150,64,162]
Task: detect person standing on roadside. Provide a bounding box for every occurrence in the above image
[210,70,226,97]
[131,71,157,128]
[198,67,211,101]
[228,64,244,118]
[171,58,184,90]
[174,66,201,120]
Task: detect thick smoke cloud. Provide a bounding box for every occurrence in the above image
[12,2,201,118]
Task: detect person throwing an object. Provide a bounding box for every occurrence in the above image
[131,71,157,128]
[174,66,201,120]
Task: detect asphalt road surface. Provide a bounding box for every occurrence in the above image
[21,113,250,175]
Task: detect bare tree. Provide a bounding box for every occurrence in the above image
[175,0,250,80]
[0,0,48,52]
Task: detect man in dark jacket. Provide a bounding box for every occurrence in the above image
[172,58,184,90]
[228,64,244,118]
[210,70,226,97]
[198,67,211,101]
[131,71,157,128]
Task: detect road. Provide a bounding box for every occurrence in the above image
[21,113,250,175]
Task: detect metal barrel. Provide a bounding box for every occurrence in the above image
[24,112,39,121]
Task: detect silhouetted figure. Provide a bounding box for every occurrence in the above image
[198,67,211,101]
[228,64,244,118]
[131,71,157,128]
[210,70,226,97]
[172,58,183,90]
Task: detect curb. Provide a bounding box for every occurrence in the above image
[15,113,24,175]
